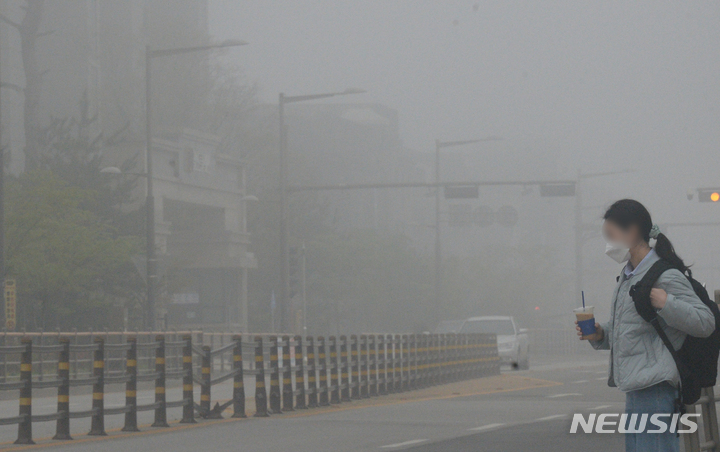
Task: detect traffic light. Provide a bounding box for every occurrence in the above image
[444,185,479,199]
[289,246,300,299]
[698,189,720,203]
[539,183,576,197]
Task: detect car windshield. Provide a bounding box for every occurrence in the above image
[461,319,515,335]
[434,320,464,333]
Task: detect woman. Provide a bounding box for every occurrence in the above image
[577,199,714,452]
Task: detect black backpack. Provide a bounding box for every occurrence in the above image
[628,259,720,405]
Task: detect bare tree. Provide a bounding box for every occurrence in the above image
[1,0,49,170]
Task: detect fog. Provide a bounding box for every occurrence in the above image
[0,0,718,339]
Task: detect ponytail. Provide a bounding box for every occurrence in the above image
[654,232,690,275]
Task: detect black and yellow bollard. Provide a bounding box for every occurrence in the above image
[88,337,106,436]
[306,336,318,408]
[294,335,307,409]
[268,336,282,414]
[417,334,425,388]
[350,335,360,399]
[152,335,169,426]
[122,337,139,431]
[254,336,269,417]
[340,335,351,402]
[430,334,439,386]
[360,335,369,398]
[281,336,294,412]
[408,334,417,391]
[399,334,407,393]
[232,335,246,418]
[318,337,330,406]
[15,337,33,445]
[378,334,388,395]
[180,335,196,423]
[387,334,397,393]
[369,335,378,396]
[53,337,72,440]
[200,345,213,417]
[329,336,340,404]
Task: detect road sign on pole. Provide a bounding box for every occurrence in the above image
[4,278,16,331]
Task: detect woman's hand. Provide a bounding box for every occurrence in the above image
[575,320,603,341]
[650,288,668,310]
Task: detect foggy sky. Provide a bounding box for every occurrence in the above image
[209,1,720,296]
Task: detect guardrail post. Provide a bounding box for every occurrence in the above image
[306,336,318,408]
[180,335,195,423]
[378,334,388,395]
[388,334,397,393]
[400,334,408,392]
[281,335,294,412]
[294,335,307,409]
[269,336,282,414]
[201,345,213,417]
[329,336,340,403]
[474,334,482,378]
[448,333,456,382]
[409,334,417,391]
[318,337,330,406]
[440,333,448,385]
[15,337,33,445]
[232,335,246,418]
[88,337,106,436]
[152,335,169,427]
[360,335,369,398]
[457,334,466,381]
[369,335,378,396]
[350,335,360,399]
[254,336,269,417]
[53,337,72,440]
[340,335,351,402]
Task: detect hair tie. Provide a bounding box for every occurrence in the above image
[649,223,661,239]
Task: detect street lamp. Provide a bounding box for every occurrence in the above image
[140,39,248,330]
[278,88,366,332]
[433,136,502,324]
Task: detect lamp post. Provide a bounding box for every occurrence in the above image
[141,39,248,330]
[278,88,366,332]
[433,136,502,324]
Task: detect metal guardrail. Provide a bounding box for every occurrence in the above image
[684,386,720,452]
[0,332,499,445]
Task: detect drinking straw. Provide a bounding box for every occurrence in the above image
[582,291,586,310]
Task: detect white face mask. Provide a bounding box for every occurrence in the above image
[605,241,631,264]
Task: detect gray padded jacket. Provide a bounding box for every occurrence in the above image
[589,250,715,392]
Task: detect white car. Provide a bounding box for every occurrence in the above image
[436,316,529,370]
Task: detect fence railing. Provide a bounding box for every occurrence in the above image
[684,386,720,452]
[0,331,499,445]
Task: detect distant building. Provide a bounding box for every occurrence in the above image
[0,1,257,330]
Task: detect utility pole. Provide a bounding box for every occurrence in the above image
[142,40,247,330]
[277,88,366,333]
[0,24,5,322]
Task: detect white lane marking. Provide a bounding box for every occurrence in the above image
[595,377,607,381]
[570,380,589,384]
[546,393,582,398]
[468,423,505,432]
[380,439,429,448]
[591,405,612,410]
[536,414,567,421]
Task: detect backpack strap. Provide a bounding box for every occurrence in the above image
[628,259,674,323]
[628,259,694,403]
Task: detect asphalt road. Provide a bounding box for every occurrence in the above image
[0,353,638,451]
